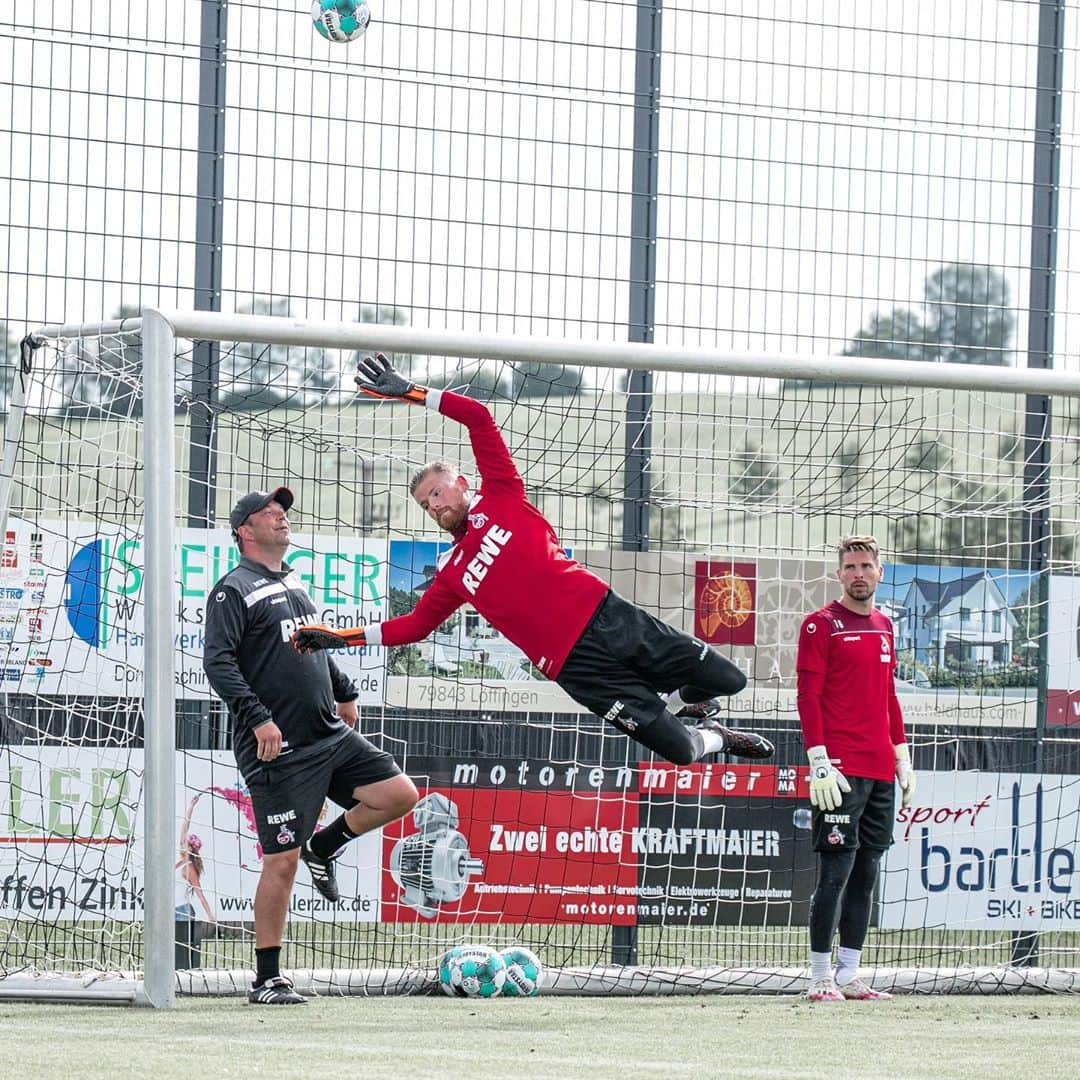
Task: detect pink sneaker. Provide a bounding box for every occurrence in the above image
[806,976,844,1002]
[838,977,892,1001]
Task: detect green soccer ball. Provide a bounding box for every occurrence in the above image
[438,945,507,999]
[312,0,371,43]
[499,946,544,997]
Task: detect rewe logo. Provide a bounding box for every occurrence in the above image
[279,612,319,643]
[461,525,513,597]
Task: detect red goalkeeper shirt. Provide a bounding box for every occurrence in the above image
[367,390,609,677]
[796,601,906,782]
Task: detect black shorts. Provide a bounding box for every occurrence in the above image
[246,731,402,855]
[812,776,895,853]
[555,590,743,736]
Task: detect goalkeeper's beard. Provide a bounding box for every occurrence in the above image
[436,506,467,532]
[843,580,875,603]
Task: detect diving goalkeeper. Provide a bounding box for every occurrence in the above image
[291,354,773,766]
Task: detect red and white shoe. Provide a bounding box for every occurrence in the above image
[806,975,844,1002]
[838,977,892,1001]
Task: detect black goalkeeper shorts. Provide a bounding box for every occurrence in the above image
[246,731,402,855]
[811,777,895,853]
[555,589,745,736]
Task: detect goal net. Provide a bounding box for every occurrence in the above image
[2,308,1080,1004]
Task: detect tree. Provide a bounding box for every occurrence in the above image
[218,297,338,410]
[844,307,933,362]
[729,440,780,503]
[905,437,952,473]
[843,262,1014,366]
[923,263,1013,366]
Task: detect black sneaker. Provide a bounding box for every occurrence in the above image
[696,718,774,760]
[675,698,721,721]
[300,842,340,902]
[249,975,305,1005]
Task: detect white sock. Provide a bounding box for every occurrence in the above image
[835,946,860,986]
[696,725,727,755]
[665,689,688,713]
[810,951,833,981]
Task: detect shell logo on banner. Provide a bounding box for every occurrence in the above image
[694,561,757,646]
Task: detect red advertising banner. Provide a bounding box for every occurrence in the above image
[1047,689,1080,727]
[694,560,757,645]
[381,786,640,924]
[379,761,814,926]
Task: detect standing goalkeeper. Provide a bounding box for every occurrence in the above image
[292,354,773,767]
[796,535,915,1003]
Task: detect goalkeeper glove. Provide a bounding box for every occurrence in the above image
[354,352,428,404]
[806,745,851,812]
[894,742,916,808]
[291,624,367,653]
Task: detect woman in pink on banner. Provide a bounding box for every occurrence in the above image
[176,795,215,925]
[292,353,773,767]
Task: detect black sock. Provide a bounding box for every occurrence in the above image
[309,814,358,860]
[255,945,281,986]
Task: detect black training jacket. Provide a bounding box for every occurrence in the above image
[203,555,358,778]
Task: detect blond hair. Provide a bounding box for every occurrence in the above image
[409,460,458,496]
[836,534,880,565]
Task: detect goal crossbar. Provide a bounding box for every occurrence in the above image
[36,309,1080,396]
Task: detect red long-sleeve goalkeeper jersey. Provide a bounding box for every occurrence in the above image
[796,601,907,782]
[366,389,609,678]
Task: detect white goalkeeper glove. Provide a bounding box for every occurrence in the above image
[894,742,916,809]
[806,745,851,812]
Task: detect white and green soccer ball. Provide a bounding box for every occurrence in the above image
[438,945,507,999]
[312,0,371,43]
[499,946,543,997]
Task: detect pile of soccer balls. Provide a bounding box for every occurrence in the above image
[438,944,544,999]
[312,0,371,43]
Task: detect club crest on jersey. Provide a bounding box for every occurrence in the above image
[602,699,637,731]
[881,638,891,662]
[827,826,844,846]
[277,824,296,846]
[468,512,489,530]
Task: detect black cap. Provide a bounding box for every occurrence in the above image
[229,487,294,533]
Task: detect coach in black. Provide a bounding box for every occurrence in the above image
[203,486,418,1005]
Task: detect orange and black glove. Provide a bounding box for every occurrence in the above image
[291,624,367,653]
[354,352,427,404]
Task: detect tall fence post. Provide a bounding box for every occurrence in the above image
[614,0,663,968]
[1016,0,1065,969]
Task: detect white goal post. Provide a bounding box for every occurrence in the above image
[3,307,1080,1007]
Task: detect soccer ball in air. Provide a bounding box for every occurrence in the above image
[312,0,371,43]
[499,946,543,997]
[438,945,507,999]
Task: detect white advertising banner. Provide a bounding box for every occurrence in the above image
[0,519,388,703]
[882,771,1080,930]
[0,749,383,922]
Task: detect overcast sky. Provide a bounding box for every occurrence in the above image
[2,0,1079,374]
